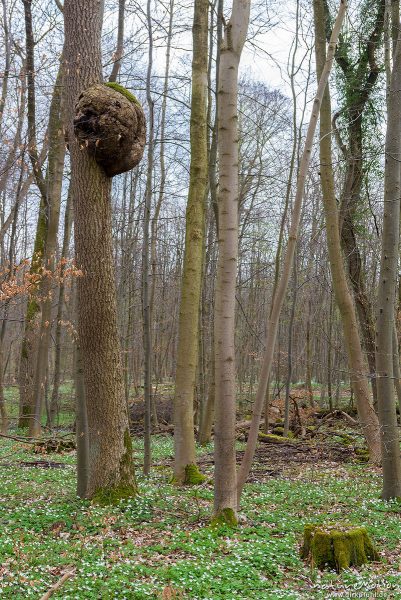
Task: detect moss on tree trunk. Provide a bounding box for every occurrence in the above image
[211,507,238,528]
[301,524,379,572]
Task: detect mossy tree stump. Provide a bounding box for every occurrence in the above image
[301,524,379,572]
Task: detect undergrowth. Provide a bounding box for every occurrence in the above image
[0,434,400,598]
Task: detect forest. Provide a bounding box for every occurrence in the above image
[0,0,401,597]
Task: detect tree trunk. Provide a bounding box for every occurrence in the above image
[75,340,89,498]
[173,0,208,484]
[64,0,136,500]
[213,0,251,524]
[329,0,385,407]
[30,65,66,437]
[284,257,297,437]
[313,0,381,463]
[305,300,314,406]
[236,1,348,503]
[327,293,333,412]
[375,25,401,499]
[18,0,48,426]
[143,0,154,476]
[108,0,125,83]
[49,186,73,427]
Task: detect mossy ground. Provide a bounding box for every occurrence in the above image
[259,432,296,444]
[1,425,401,598]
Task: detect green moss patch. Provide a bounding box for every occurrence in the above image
[258,433,296,444]
[184,463,206,485]
[104,82,140,105]
[91,483,137,506]
[211,507,238,528]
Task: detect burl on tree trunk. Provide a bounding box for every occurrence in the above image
[73,83,146,177]
[301,524,379,572]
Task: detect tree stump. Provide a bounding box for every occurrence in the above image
[73,83,146,177]
[300,524,379,572]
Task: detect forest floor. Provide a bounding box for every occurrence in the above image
[1,424,401,599]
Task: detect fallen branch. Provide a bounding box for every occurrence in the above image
[0,432,43,444]
[39,568,76,600]
[0,432,75,446]
[321,410,358,427]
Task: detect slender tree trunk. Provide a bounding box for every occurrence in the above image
[213,0,251,523]
[313,0,380,463]
[375,25,401,499]
[327,292,333,412]
[0,0,10,131]
[197,0,223,446]
[173,0,209,484]
[236,1,348,504]
[266,0,305,430]
[284,257,297,437]
[0,345,8,433]
[18,0,52,427]
[305,300,314,406]
[142,0,154,476]
[392,324,401,407]
[30,66,66,437]
[64,0,136,499]
[108,0,125,83]
[49,187,73,427]
[149,0,174,428]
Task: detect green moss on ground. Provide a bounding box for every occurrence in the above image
[272,427,296,438]
[258,433,295,444]
[354,448,369,462]
[104,82,140,105]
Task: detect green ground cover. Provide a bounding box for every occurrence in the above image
[0,435,400,599]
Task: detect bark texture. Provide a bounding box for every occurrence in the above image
[375,25,401,499]
[64,0,137,499]
[236,0,348,502]
[313,0,381,463]
[174,0,209,484]
[214,0,250,522]
[74,83,145,177]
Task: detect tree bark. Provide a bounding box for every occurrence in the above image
[236,0,348,503]
[64,0,136,499]
[29,65,66,437]
[375,24,401,499]
[49,186,73,427]
[329,0,385,407]
[313,0,381,463]
[108,0,125,83]
[214,0,251,523]
[173,0,209,484]
[142,0,154,476]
